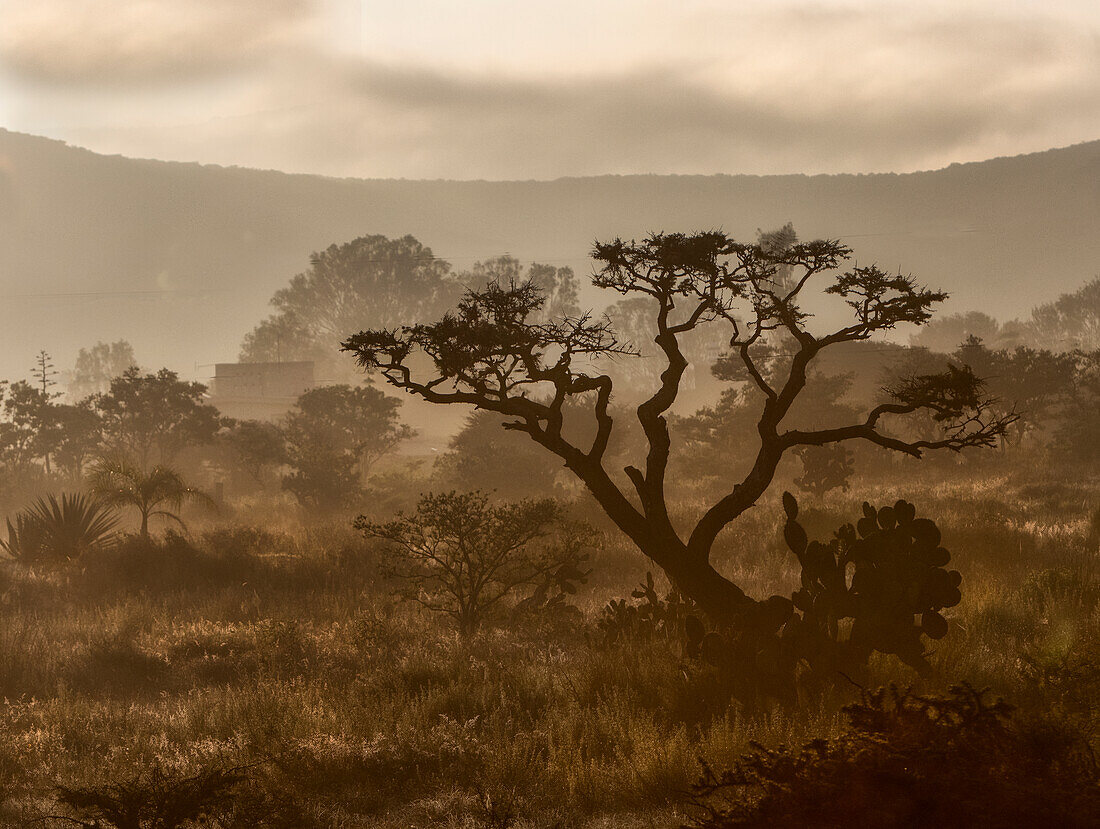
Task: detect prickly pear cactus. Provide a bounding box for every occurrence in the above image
[599,571,695,643]
[781,491,961,676]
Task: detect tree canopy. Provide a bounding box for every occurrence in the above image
[94,368,222,468]
[1031,276,1100,352]
[68,340,137,400]
[240,237,586,381]
[240,235,459,375]
[282,384,413,509]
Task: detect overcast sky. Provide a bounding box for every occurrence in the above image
[1,0,1098,179]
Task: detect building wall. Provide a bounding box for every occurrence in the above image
[208,361,314,422]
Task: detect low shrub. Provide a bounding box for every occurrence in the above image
[688,683,1100,829]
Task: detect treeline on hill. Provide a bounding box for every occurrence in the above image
[1,228,1099,826]
[2,228,1098,584]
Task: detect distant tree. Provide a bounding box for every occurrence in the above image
[87,456,216,540]
[953,336,1076,445]
[49,402,103,479]
[28,351,63,472]
[235,312,328,368]
[1031,276,1100,352]
[282,384,413,509]
[470,256,581,321]
[68,340,137,400]
[223,420,287,485]
[677,364,860,483]
[344,230,1015,632]
[530,262,582,320]
[675,385,770,482]
[1051,349,1100,465]
[240,235,459,375]
[356,491,589,635]
[909,311,1004,353]
[31,350,59,397]
[0,381,52,472]
[94,368,223,468]
[605,295,729,403]
[435,410,561,497]
[756,222,799,292]
[793,444,855,498]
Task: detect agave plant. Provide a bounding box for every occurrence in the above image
[0,493,120,564]
[0,511,50,563]
[87,456,217,539]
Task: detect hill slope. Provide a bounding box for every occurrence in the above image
[0,129,1098,385]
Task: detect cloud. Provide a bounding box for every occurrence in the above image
[0,0,317,85]
[203,8,1100,179]
[3,2,1098,178]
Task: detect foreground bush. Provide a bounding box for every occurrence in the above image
[688,684,1100,829]
[357,491,590,635]
[0,492,119,564]
[51,762,305,828]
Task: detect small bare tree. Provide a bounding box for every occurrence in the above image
[356,491,589,635]
[343,231,1015,635]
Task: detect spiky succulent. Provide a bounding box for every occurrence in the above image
[1,493,120,564]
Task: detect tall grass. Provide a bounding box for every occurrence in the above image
[0,469,1096,826]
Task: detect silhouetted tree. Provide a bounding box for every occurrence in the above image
[282,384,413,509]
[94,368,222,468]
[344,231,1015,630]
[31,350,58,397]
[605,294,729,404]
[953,336,1076,445]
[470,256,581,321]
[357,491,589,635]
[29,351,61,472]
[678,357,861,483]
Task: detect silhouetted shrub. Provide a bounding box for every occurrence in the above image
[200,525,291,559]
[357,491,590,635]
[66,620,168,697]
[54,764,246,829]
[687,684,1100,829]
[79,531,264,594]
[0,493,119,565]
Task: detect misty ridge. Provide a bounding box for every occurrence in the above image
[1,128,1098,383]
[0,131,1099,828]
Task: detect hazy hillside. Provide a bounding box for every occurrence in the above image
[1,128,1098,386]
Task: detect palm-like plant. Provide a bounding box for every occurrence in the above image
[87,457,216,539]
[0,493,120,564]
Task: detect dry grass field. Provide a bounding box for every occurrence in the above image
[0,460,1096,827]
